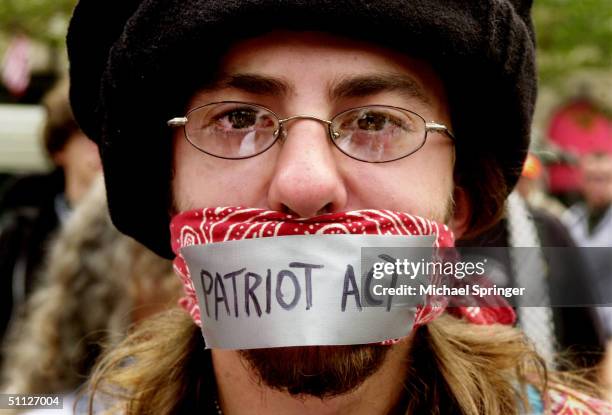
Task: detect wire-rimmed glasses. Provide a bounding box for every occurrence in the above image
[167,101,454,163]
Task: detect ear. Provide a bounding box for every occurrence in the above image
[449,187,472,239]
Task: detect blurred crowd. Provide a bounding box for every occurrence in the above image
[0,80,181,412]
[0,75,610,411]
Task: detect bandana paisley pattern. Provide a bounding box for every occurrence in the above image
[170,207,515,336]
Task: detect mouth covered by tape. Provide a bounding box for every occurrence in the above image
[170,207,515,349]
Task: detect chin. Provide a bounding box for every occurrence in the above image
[240,344,389,399]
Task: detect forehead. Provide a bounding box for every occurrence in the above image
[196,31,447,111]
[222,31,429,70]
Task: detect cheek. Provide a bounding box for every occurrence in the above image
[342,148,454,220]
[171,135,277,211]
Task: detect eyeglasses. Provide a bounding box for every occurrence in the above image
[167,101,454,163]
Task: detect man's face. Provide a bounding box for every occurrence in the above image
[173,31,455,221]
[172,32,458,398]
[54,130,101,200]
[581,154,612,209]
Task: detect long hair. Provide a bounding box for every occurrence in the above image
[0,178,180,395]
[81,158,603,414]
[85,311,561,415]
[455,150,510,240]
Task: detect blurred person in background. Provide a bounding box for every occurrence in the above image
[0,78,101,347]
[0,177,180,413]
[461,152,605,371]
[563,152,612,327]
[563,152,612,249]
[563,152,612,400]
[459,188,606,374]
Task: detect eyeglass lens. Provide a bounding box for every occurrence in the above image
[331,107,426,162]
[185,102,280,159]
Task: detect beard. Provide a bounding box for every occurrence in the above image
[240,344,389,399]
[172,196,455,400]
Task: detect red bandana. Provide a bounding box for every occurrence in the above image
[170,207,515,337]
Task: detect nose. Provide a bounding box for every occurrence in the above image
[267,119,347,217]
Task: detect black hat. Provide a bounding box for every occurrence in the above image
[67,0,536,259]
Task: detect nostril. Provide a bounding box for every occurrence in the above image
[279,204,294,216]
[279,203,333,218]
[316,203,333,216]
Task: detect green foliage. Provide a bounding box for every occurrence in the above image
[0,0,609,84]
[0,0,76,45]
[533,0,612,85]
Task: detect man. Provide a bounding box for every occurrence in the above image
[564,152,612,249]
[564,152,612,395]
[563,153,612,328]
[459,158,605,370]
[0,79,100,348]
[65,1,608,414]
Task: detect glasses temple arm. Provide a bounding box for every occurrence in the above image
[167,117,188,127]
[425,121,455,141]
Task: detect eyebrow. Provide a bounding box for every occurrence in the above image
[212,73,292,96]
[202,72,430,105]
[329,73,431,105]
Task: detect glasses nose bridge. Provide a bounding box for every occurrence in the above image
[280,113,332,130]
[278,114,333,126]
[276,114,336,142]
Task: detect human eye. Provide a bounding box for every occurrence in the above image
[185,103,279,158]
[332,107,423,162]
[356,111,401,132]
[338,109,416,143]
[342,109,415,135]
[188,104,275,136]
[213,106,261,131]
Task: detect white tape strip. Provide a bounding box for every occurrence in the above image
[181,234,435,349]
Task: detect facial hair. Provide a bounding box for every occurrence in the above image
[174,194,455,399]
[240,344,389,399]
